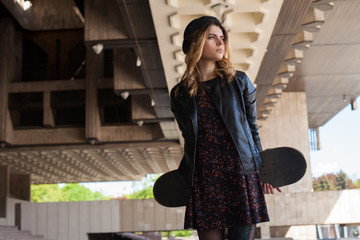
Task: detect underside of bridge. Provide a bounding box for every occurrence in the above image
[0,0,359,189]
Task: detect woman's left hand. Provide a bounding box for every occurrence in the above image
[262,182,282,194]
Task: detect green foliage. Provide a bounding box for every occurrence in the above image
[59,183,110,201]
[31,183,110,202]
[125,174,159,199]
[356,179,360,189]
[31,184,64,202]
[170,230,192,237]
[313,170,358,191]
[161,230,192,237]
[313,175,335,191]
[335,170,347,190]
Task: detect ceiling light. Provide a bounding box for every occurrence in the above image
[23,0,32,10]
[136,56,142,67]
[351,98,357,111]
[92,43,103,54]
[120,91,129,100]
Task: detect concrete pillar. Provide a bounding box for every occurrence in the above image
[259,92,313,193]
[0,166,10,218]
[0,18,15,146]
[10,174,31,201]
[85,47,103,144]
[259,92,316,240]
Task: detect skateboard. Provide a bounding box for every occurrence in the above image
[259,147,307,188]
[153,169,189,207]
[153,147,307,207]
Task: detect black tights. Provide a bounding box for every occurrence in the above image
[197,224,256,240]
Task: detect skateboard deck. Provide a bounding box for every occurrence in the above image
[259,147,307,188]
[153,169,189,207]
[153,147,307,207]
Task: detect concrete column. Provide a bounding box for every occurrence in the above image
[0,18,15,145]
[10,174,31,201]
[259,92,316,240]
[259,92,313,193]
[85,47,103,144]
[0,166,10,218]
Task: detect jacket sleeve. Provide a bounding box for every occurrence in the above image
[170,86,185,138]
[240,72,263,152]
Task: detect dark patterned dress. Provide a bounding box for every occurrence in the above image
[184,80,269,231]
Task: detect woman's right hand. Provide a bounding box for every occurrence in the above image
[262,182,282,194]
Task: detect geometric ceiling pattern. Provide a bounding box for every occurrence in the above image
[149,0,284,92]
[1,145,183,184]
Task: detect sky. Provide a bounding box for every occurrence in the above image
[82,100,360,197]
[310,102,360,181]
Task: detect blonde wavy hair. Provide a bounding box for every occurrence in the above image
[178,22,235,96]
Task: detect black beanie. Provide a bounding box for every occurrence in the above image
[182,16,224,54]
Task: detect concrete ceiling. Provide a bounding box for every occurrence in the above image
[290,0,360,128]
[1,0,359,183]
[149,0,360,129]
[1,142,183,184]
[149,0,284,92]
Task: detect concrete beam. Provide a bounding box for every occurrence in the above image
[0,19,15,145]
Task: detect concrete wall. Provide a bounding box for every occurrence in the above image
[19,199,185,240]
[265,190,360,226]
[0,197,27,226]
[258,91,315,239]
[18,190,360,240]
[259,92,313,193]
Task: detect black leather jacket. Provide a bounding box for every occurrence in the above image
[170,71,263,186]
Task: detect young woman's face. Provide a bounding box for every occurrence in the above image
[200,25,225,62]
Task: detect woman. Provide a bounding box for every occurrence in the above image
[170,16,280,240]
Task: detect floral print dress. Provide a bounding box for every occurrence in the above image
[184,80,269,231]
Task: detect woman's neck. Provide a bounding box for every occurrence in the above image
[197,60,216,82]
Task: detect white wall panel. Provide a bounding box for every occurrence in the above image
[120,200,133,231]
[58,202,69,240]
[69,202,79,240]
[36,203,47,237]
[79,201,90,240]
[143,199,155,231]
[89,201,101,233]
[47,202,58,240]
[100,201,112,232]
[110,200,120,232]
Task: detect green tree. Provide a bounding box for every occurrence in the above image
[31,184,64,202]
[31,183,109,202]
[313,170,358,191]
[313,175,335,191]
[60,183,110,201]
[356,179,360,189]
[126,174,159,199]
[336,170,347,190]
